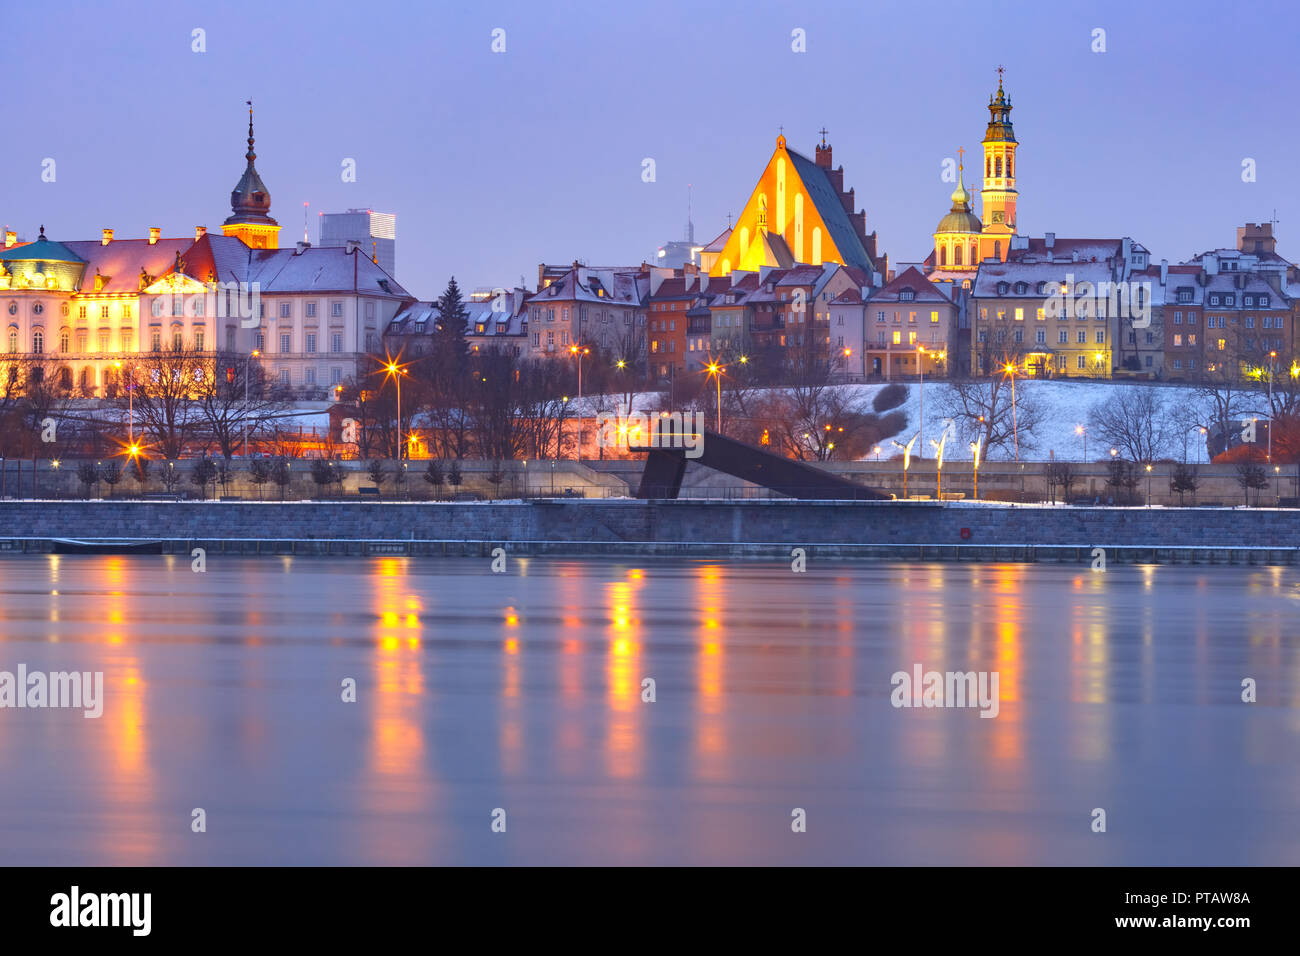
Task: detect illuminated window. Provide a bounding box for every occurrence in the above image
[1015,307,1024,321]
[1036,308,1044,320]
[892,330,901,345]
[908,330,917,345]
[1217,338,1225,351]
[1174,334,1183,347]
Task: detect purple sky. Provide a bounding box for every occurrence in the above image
[4,0,1297,299]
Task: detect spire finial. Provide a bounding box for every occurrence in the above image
[39,224,46,239]
[819,127,829,147]
[996,65,1005,89]
[245,99,256,165]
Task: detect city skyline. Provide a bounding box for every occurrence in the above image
[3,0,1297,299]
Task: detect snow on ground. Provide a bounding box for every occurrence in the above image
[580,380,1268,463]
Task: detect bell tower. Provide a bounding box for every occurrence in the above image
[221,101,281,249]
[979,67,1017,262]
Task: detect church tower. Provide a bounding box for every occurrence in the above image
[933,151,982,272]
[978,68,1017,263]
[221,103,280,249]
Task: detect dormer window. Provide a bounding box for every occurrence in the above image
[899,289,915,301]
[1244,295,1253,306]
[1177,289,1192,303]
[1013,282,1028,295]
[1260,295,1270,307]
[1225,294,1235,306]
[1209,295,1220,305]
[996,282,1009,295]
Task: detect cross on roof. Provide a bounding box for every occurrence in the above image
[957,146,965,166]
[819,127,829,146]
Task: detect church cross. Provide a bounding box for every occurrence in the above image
[819,127,829,146]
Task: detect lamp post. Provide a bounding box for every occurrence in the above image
[892,432,918,499]
[706,361,722,433]
[1145,463,1153,507]
[1075,424,1087,462]
[113,360,133,448]
[1002,363,1019,462]
[243,349,260,458]
[1267,351,1277,463]
[970,437,981,501]
[384,361,405,460]
[917,345,926,455]
[570,345,590,459]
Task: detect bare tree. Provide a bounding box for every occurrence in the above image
[1089,387,1174,462]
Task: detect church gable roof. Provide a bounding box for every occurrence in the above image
[785,147,873,273]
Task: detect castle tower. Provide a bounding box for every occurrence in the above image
[221,102,280,249]
[978,68,1017,263]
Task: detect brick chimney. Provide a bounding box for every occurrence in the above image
[195,226,207,241]
[148,227,161,245]
[101,228,113,245]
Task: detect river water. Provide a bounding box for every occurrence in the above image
[0,554,1296,865]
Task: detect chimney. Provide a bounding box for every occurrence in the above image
[148,227,161,245]
[195,226,207,241]
[1160,258,1168,285]
[4,231,15,248]
[101,228,113,245]
[1044,232,1055,250]
[295,240,311,254]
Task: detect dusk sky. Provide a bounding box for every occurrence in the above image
[4,0,1297,300]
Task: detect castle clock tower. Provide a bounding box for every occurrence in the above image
[221,102,281,249]
[978,68,1017,263]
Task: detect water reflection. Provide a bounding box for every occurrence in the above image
[0,555,1295,865]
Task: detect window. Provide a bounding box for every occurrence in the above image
[908,330,917,345]
[1189,359,1198,370]
[305,333,317,353]
[1014,308,1024,321]
[150,331,161,351]
[1145,332,1153,344]
[1077,330,1086,344]
[1096,330,1105,344]
[1036,328,1046,344]
[1036,308,1045,320]
[878,330,888,345]
[306,302,317,318]
[1174,312,1182,324]
[1217,338,1226,351]
[1210,295,1220,305]
[78,305,87,320]
[195,330,204,351]
[331,333,342,353]
[58,330,69,352]
[1058,329,1068,344]
[1188,313,1196,325]
[226,328,236,351]
[331,368,342,385]
[100,304,110,319]
[980,308,987,321]
[908,312,916,324]
[1077,355,1086,369]
[1174,334,1183,347]
[172,297,183,317]
[900,290,914,302]
[1188,334,1196,346]
[1246,316,1255,328]
[892,330,901,345]
[997,311,1006,322]
[366,302,375,320]
[280,302,291,319]
[6,330,15,353]
[1013,329,1023,343]
[254,331,265,351]
[280,332,291,353]
[304,367,316,385]
[279,368,290,384]
[1144,355,1152,368]
[930,310,938,324]
[1174,359,1183,370]
[331,301,343,317]
[172,329,183,351]
[532,332,540,347]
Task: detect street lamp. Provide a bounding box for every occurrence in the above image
[1268,350,1277,463]
[892,432,918,499]
[969,437,982,501]
[1145,462,1153,507]
[917,345,926,454]
[1002,363,1019,462]
[569,345,590,459]
[113,360,132,447]
[1075,424,1087,462]
[705,361,723,433]
[383,360,406,460]
[244,348,261,458]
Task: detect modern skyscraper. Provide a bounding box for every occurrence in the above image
[319,209,397,277]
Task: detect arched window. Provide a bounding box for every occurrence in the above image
[59,329,70,353]
[939,246,947,267]
[80,366,94,392]
[994,241,1001,260]
[172,326,184,351]
[985,156,990,178]
[32,330,44,354]
[776,158,786,228]
[812,227,822,265]
[58,366,73,390]
[1007,155,1013,178]
[995,156,1002,178]
[6,329,16,353]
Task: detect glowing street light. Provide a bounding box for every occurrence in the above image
[969,436,982,501]
[1145,462,1153,507]
[705,361,723,432]
[1075,424,1087,462]
[892,432,919,499]
[379,357,409,460]
[569,344,590,459]
[1002,362,1020,462]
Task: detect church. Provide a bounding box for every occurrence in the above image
[700,132,881,279]
[927,69,1019,282]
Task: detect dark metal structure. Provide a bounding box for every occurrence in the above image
[630,427,888,500]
